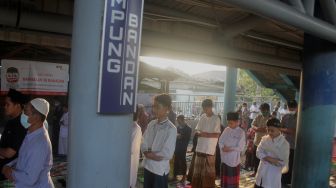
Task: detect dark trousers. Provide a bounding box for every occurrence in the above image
[282,149,295,185]
[174,151,187,176]
[254,184,264,188]
[215,143,221,177]
[253,144,260,174]
[144,168,168,188]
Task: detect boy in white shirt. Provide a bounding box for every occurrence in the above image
[254,118,290,188]
[192,99,221,188]
[141,94,177,188]
[219,112,246,188]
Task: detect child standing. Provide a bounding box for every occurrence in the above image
[219,112,246,188]
[245,127,256,171]
[254,118,290,188]
[141,94,177,188]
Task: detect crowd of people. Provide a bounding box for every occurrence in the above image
[0,89,54,187]
[0,89,298,188]
[131,94,298,188]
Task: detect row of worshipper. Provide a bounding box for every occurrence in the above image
[131,95,297,188]
[0,89,54,187]
[247,101,298,188]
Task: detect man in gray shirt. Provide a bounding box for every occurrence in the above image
[280,100,298,186]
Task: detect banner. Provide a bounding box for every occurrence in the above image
[1,60,69,95]
[98,0,144,113]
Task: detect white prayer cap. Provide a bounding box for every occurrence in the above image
[30,98,50,117]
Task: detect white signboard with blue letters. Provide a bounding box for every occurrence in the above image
[98,0,144,113]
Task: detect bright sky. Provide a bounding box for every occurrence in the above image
[140,56,226,75]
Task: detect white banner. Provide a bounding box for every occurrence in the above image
[1,60,69,95]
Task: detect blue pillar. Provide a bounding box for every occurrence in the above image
[292,34,336,188]
[223,67,237,125]
[68,0,133,187]
[295,90,300,102]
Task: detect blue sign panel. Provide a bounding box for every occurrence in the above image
[98,0,144,113]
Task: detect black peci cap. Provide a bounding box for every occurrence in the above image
[7,89,29,105]
[266,117,281,128]
[226,112,239,121]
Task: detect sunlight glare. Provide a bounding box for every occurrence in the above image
[140,56,226,75]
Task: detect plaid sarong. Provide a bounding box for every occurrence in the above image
[191,152,216,188]
[0,180,14,188]
[220,163,240,188]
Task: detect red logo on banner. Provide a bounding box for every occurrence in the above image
[5,67,19,83]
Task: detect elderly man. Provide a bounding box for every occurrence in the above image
[2,98,54,188]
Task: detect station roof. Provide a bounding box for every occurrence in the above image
[0,0,304,100]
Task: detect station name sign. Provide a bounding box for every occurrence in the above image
[98,0,144,113]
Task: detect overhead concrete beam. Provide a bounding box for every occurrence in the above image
[320,0,336,25]
[302,0,315,16]
[288,0,306,13]
[144,4,218,28]
[141,30,301,76]
[218,15,265,40]
[0,30,71,48]
[245,70,290,101]
[221,0,336,43]
[0,7,72,34]
[280,73,299,90]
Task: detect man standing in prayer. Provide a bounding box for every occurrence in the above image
[0,89,29,180]
[2,98,54,187]
[174,115,192,182]
[251,103,272,176]
[192,99,221,188]
[249,102,259,124]
[280,100,298,186]
[58,104,69,156]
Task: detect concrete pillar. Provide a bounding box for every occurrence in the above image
[223,67,237,125]
[292,34,336,188]
[295,90,300,102]
[68,0,133,187]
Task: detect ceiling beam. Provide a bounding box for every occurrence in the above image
[0,29,71,48]
[141,29,301,74]
[1,44,31,59]
[144,3,218,28]
[221,0,336,43]
[218,15,265,40]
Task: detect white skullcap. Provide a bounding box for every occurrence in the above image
[30,98,50,117]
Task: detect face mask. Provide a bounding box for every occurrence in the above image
[20,113,31,129]
[288,111,296,115]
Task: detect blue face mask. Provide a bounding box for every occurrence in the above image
[20,113,31,129]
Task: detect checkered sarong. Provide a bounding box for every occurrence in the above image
[220,163,240,188]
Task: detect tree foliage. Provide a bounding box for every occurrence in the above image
[237,69,279,103]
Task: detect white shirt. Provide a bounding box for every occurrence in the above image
[249,105,259,120]
[130,122,142,188]
[195,114,221,155]
[255,135,290,188]
[279,108,289,120]
[218,126,246,167]
[59,112,69,138]
[141,119,177,176]
[8,127,54,188]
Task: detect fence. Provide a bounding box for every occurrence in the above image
[172,101,224,117]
